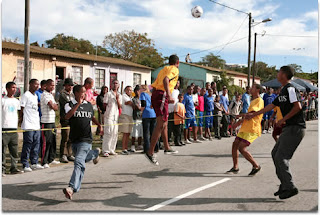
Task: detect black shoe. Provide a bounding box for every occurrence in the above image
[174,143,183,146]
[274,185,283,196]
[145,153,159,165]
[226,167,239,174]
[248,166,261,176]
[10,169,23,174]
[279,188,299,199]
[180,142,186,146]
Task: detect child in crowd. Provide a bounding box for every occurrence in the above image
[229,94,243,136]
[213,95,224,140]
[174,94,186,146]
[204,88,214,140]
[130,85,143,152]
[196,88,207,141]
[118,86,134,155]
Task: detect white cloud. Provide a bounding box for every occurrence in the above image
[1,0,318,60]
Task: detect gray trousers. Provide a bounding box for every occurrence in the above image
[2,132,19,173]
[271,125,305,190]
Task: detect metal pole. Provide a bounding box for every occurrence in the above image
[247,12,252,87]
[252,32,257,85]
[23,0,30,92]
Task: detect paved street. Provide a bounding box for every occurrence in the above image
[2,120,318,212]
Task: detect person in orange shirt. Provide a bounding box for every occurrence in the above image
[226,84,264,176]
[145,55,180,165]
[270,106,283,142]
[173,94,186,146]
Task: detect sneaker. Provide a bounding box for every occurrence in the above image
[184,139,192,144]
[31,164,44,170]
[174,143,183,146]
[199,136,207,141]
[248,166,261,176]
[63,187,74,200]
[109,151,117,155]
[60,155,69,163]
[10,169,24,174]
[145,153,159,165]
[43,164,50,169]
[102,152,110,157]
[180,142,186,146]
[128,146,136,153]
[67,156,75,161]
[50,160,61,165]
[164,148,178,155]
[189,138,194,141]
[262,130,267,134]
[136,145,143,151]
[193,140,202,143]
[208,137,213,141]
[2,173,6,177]
[279,188,299,199]
[226,167,239,174]
[23,167,33,172]
[93,148,101,164]
[121,150,130,155]
[267,130,272,134]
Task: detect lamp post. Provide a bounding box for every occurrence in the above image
[247,17,272,87]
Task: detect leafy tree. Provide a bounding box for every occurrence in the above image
[103,30,164,68]
[216,71,231,91]
[198,53,226,69]
[2,37,19,43]
[288,63,303,73]
[45,33,114,57]
[254,61,277,82]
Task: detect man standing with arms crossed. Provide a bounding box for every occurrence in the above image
[145,55,179,165]
[248,66,306,199]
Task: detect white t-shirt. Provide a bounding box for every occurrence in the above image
[192,94,199,104]
[103,91,122,121]
[168,89,180,113]
[40,90,57,123]
[121,93,133,116]
[21,91,40,130]
[2,96,20,129]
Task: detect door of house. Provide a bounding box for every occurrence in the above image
[110,73,117,89]
[56,67,65,80]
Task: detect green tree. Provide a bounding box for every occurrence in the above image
[254,61,277,82]
[198,53,226,69]
[45,33,114,57]
[288,63,303,73]
[103,30,164,68]
[216,71,231,90]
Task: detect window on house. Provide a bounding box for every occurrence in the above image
[72,66,83,85]
[95,69,105,89]
[133,73,141,86]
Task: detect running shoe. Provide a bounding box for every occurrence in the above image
[31,164,44,170]
[193,140,202,143]
[145,153,159,165]
[226,167,239,174]
[164,148,178,155]
[50,160,60,165]
[248,166,261,176]
[109,151,117,155]
[184,139,192,144]
[102,152,110,157]
[279,188,299,199]
[23,167,32,172]
[199,136,207,141]
[180,142,186,146]
[60,155,69,163]
[43,164,50,169]
[267,130,272,134]
[262,130,267,134]
[121,150,130,155]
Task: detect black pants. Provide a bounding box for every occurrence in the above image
[221,115,229,136]
[41,123,57,165]
[167,112,174,142]
[2,131,19,173]
[213,116,222,138]
[173,124,183,144]
[60,121,72,158]
[142,118,159,153]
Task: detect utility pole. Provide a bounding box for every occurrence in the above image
[252,32,257,85]
[24,0,30,92]
[247,12,252,87]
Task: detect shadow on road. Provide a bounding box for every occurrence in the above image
[174,153,272,159]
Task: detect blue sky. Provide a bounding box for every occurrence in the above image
[2,0,318,73]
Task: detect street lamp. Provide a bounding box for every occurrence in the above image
[247,16,272,87]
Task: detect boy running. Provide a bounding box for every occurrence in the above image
[226,84,264,176]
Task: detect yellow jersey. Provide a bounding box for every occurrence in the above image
[239,97,264,136]
[151,65,179,93]
[273,106,283,123]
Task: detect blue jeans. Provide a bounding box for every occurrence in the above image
[69,142,99,193]
[21,131,41,168]
[142,118,159,153]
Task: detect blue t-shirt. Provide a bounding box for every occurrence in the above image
[183,94,195,118]
[220,95,229,112]
[35,88,43,117]
[263,93,277,107]
[204,96,214,112]
[241,93,250,113]
[140,92,156,119]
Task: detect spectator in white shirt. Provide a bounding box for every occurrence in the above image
[168,80,180,143]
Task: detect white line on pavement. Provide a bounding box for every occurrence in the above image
[144,178,231,211]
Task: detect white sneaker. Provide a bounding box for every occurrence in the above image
[23,167,33,172]
[193,140,202,143]
[184,139,192,144]
[267,130,272,134]
[31,164,44,170]
[102,152,110,157]
[50,160,60,165]
[199,136,207,141]
[189,138,194,141]
[109,151,117,155]
[129,145,136,152]
[43,164,50,168]
[262,130,267,134]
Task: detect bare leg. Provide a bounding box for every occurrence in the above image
[161,121,170,150]
[193,126,198,141]
[122,133,130,150]
[148,116,165,156]
[138,137,142,146]
[232,139,240,169]
[199,127,203,137]
[184,129,188,141]
[238,142,259,168]
[131,137,135,147]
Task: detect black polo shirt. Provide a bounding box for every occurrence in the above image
[272,83,306,128]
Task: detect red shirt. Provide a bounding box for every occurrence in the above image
[196,95,204,112]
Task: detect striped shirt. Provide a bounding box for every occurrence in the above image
[40,90,56,123]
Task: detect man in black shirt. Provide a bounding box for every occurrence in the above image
[248,66,305,200]
[62,85,103,200]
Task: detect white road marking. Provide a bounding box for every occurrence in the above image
[144,178,231,211]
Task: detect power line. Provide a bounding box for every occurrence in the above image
[216,14,248,55]
[208,0,249,15]
[260,34,317,38]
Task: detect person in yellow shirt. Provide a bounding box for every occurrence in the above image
[145,55,180,165]
[270,106,283,141]
[226,84,264,176]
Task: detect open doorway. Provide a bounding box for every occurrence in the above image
[56,67,65,80]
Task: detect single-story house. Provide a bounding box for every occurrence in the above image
[152,62,260,89]
[2,41,153,93]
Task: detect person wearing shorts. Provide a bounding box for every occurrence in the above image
[262,88,277,133]
[119,86,134,155]
[204,88,214,140]
[145,55,180,165]
[196,88,206,141]
[226,84,264,176]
